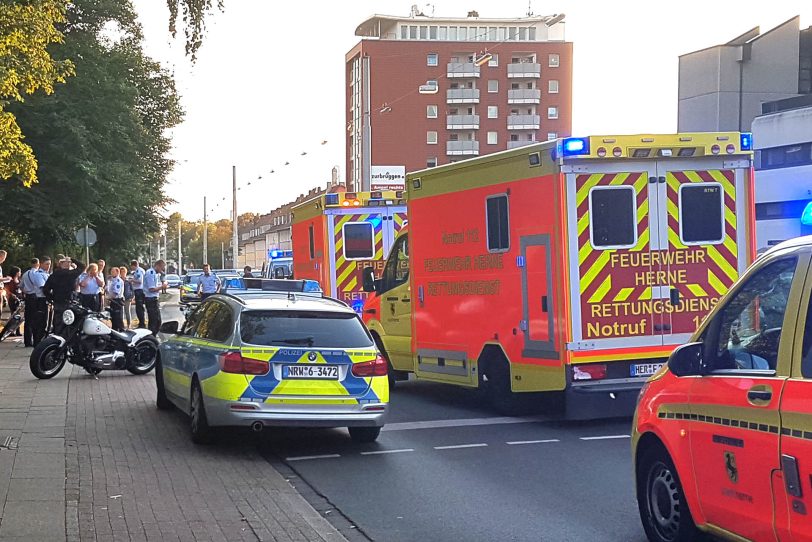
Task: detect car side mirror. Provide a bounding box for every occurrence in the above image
[667,342,703,377]
[159,321,179,335]
[362,267,377,293]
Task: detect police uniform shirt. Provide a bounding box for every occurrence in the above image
[78,273,103,295]
[196,273,220,294]
[143,268,160,299]
[22,268,47,297]
[131,267,145,291]
[34,269,48,298]
[107,277,124,299]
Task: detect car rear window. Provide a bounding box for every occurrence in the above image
[240,311,374,349]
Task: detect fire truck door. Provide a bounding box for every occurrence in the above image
[520,234,556,358]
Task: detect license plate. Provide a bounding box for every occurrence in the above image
[283,364,339,380]
[631,363,664,377]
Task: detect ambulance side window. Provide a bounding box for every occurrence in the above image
[382,235,409,291]
[486,194,510,252]
[708,257,797,372]
[308,224,315,259]
[589,186,636,249]
[680,183,724,244]
[343,222,374,260]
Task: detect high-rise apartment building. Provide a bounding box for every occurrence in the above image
[346,10,572,191]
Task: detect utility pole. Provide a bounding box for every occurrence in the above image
[84,224,90,265]
[232,165,238,269]
[221,242,225,269]
[177,219,182,272]
[203,196,208,265]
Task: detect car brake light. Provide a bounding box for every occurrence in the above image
[573,364,607,381]
[219,352,269,375]
[351,355,388,377]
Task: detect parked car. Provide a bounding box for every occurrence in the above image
[164,274,182,288]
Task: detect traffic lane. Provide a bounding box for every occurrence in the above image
[387,379,499,423]
[261,420,643,542]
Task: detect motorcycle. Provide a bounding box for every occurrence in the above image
[0,299,24,342]
[29,302,158,379]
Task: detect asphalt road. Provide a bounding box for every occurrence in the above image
[161,290,648,542]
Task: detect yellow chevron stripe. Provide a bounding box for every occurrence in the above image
[723,235,738,258]
[579,239,593,265]
[335,261,356,288]
[666,172,681,194]
[707,269,728,296]
[708,169,735,200]
[706,246,737,282]
[614,287,635,302]
[577,212,590,236]
[667,198,679,223]
[579,251,610,294]
[588,274,612,303]
[669,228,686,250]
[609,172,630,186]
[633,173,648,194]
[684,170,704,184]
[725,206,736,230]
[639,287,652,300]
[637,198,649,224]
[344,276,358,293]
[632,228,650,252]
[687,284,709,298]
[576,174,605,207]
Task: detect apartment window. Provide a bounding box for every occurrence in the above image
[528,27,536,41]
[487,80,498,93]
[488,27,497,41]
[427,53,438,66]
[449,26,458,40]
[429,26,438,40]
[548,80,559,94]
[510,134,519,142]
[488,53,499,67]
[487,132,498,145]
[439,26,448,40]
[426,105,438,118]
[400,26,407,40]
[498,27,506,41]
[427,131,438,144]
[419,26,428,39]
[508,27,518,40]
[409,26,417,39]
[547,106,559,119]
[518,27,527,41]
[427,157,438,168]
[547,132,557,140]
[449,133,459,141]
[488,106,499,119]
[549,53,560,67]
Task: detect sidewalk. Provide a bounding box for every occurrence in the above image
[0,339,346,542]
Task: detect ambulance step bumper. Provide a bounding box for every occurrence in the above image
[565,378,646,420]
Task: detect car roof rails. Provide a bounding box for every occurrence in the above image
[222,278,324,297]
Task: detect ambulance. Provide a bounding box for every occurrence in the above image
[362,133,756,418]
[292,191,407,313]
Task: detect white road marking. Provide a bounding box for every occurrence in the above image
[360,448,415,456]
[506,439,560,445]
[286,454,341,461]
[579,434,631,441]
[382,415,547,432]
[434,443,488,450]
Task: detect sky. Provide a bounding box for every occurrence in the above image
[130,0,811,221]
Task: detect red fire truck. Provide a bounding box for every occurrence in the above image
[362,133,756,418]
[292,191,407,313]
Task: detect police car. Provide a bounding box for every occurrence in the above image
[156,279,389,444]
[634,236,812,542]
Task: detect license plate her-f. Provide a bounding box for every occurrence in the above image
[631,363,663,377]
[284,365,339,380]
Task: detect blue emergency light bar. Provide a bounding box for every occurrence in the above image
[325,193,339,206]
[269,249,293,259]
[561,137,590,157]
[740,132,753,151]
[801,202,812,226]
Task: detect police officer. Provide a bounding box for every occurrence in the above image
[21,258,47,346]
[106,267,125,332]
[40,257,53,332]
[143,259,166,335]
[196,263,221,301]
[78,263,104,311]
[129,260,146,329]
[43,257,84,335]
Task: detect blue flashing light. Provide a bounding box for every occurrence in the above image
[801,202,812,226]
[325,193,339,205]
[302,280,323,293]
[740,133,753,151]
[562,137,590,157]
[368,216,382,229]
[351,300,365,313]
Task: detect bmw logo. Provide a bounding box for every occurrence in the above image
[307,352,317,362]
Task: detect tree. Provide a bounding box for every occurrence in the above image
[166,0,223,61]
[0,0,74,186]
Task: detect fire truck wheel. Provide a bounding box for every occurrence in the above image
[637,443,701,542]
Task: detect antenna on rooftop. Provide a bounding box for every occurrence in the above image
[527,0,534,16]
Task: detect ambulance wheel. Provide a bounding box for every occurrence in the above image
[480,358,528,415]
[637,444,701,542]
[348,426,381,443]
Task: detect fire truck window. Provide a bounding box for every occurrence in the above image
[486,195,510,252]
[680,183,723,244]
[710,257,797,372]
[589,187,636,248]
[383,234,409,290]
[343,222,375,260]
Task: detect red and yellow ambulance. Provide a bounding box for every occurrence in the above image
[292,191,407,313]
[362,133,756,418]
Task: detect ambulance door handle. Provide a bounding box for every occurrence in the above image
[747,389,772,403]
[541,296,548,313]
[658,176,666,184]
[385,296,398,302]
[648,176,657,184]
[401,297,411,303]
[781,454,803,498]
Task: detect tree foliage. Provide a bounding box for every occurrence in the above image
[165,211,258,269]
[0,0,74,186]
[166,0,223,61]
[0,0,183,266]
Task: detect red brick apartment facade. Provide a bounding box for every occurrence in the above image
[346,12,573,191]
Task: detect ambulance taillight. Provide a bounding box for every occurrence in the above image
[572,364,607,381]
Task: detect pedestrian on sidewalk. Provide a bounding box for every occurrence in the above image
[129,260,146,328]
[21,258,47,346]
[3,267,23,336]
[40,257,54,332]
[44,257,85,335]
[120,266,133,329]
[97,259,106,309]
[106,267,125,332]
[143,259,166,335]
[78,263,104,312]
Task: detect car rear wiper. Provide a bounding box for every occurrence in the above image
[274,337,315,346]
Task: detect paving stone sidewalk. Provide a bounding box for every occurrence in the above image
[0,339,346,542]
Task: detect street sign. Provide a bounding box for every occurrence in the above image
[74,227,97,247]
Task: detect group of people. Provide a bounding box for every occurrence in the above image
[1,250,168,348]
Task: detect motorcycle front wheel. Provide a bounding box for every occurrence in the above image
[127,336,159,375]
[29,337,67,379]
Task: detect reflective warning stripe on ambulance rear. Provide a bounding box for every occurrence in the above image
[333,213,383,296]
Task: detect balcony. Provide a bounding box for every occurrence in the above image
[507,63,541,78]
[507,114,540,130]
[447,140,480,156]
[447,88,480,104]
[507,89,541,104]
[508,140,537,149]
[447,114,480,129]
[447,62,480,78]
